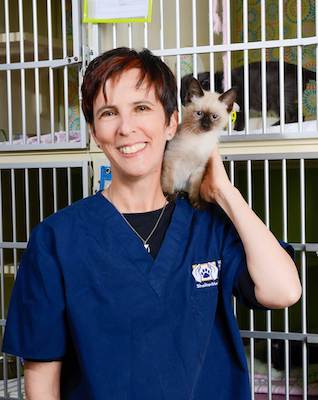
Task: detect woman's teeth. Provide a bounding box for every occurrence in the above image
[119,143,146,154]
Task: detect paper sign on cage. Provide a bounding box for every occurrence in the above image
[83,0,153,23]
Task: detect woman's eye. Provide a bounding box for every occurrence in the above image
[194,111,203,118]
[136,105,150,112]
[100,110,116,118]
[210,113,219,120]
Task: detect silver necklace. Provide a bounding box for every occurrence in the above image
[106,188,168,253]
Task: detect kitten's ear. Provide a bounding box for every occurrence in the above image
[219,88,237,112]
[183,77,204,105]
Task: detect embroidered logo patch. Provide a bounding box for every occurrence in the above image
[192,261,221,288]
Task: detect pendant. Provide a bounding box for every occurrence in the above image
[144,243,150,253]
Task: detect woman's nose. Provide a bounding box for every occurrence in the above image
[118,115,136,136]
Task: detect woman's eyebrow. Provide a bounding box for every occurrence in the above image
[132,100,155,106]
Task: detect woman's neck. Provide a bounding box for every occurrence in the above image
[103,179,166,213]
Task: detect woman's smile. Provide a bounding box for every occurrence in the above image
[117,142,147,155]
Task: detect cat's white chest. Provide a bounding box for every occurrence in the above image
[162,131,218,192]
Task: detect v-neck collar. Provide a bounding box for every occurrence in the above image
[95,191,194,297]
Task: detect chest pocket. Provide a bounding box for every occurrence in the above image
[191,285,219,315]
[191,285,219,359]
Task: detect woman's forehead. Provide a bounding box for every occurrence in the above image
[97,69,157,105]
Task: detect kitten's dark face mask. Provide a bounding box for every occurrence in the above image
[193,110,220,132]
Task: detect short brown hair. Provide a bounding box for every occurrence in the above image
[81,47,178,126]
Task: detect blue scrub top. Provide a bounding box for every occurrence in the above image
[2,192,293,399]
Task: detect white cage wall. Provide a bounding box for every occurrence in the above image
[0,160,90,399]
[0,0,87,151]
[225,154,318,400]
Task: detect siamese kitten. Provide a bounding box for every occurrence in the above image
[161,77,237,207]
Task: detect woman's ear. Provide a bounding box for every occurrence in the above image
[89,124,101,148]
[166,111,178,140]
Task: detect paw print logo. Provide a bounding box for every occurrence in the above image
[200,266,214,282]
[192,262,219,283]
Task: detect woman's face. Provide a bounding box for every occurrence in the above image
[92,68,177,182]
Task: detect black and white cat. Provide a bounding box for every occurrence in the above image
[181,61,316,131]
[162,77,237,207]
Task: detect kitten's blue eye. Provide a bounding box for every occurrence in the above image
[210,113,219,121]
[194,111,203,118]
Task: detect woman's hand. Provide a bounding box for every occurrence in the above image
[200,146,233,205]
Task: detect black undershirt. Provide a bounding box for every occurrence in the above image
[123,200,176,259]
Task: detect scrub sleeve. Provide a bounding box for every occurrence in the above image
[2,222,67,361]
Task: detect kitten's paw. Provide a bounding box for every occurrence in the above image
[189,194,207,210]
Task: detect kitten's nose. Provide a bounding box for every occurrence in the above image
[201,116,211,130]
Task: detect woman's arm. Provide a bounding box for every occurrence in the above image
[24,361,62,400]
[200,147,302,309]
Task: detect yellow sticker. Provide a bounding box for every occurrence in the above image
[231,111,237,125]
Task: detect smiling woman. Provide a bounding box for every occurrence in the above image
[2,47,301,400]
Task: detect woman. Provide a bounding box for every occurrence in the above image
[2,47,301,400]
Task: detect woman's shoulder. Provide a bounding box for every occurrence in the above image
[31,191,107,237]
[178,192,230,223]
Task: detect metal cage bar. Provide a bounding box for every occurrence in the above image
[192,0,197,77]
[247,160,255,399]
[32,0,41,143]
[159,0,164,50]
[18,0,27,144]
[4,0,13,145]
[39,167,44,222]
[47,0,55,142]
[128,23,133,48]
[278,0,285,134]
[282,158,290,399]
[175,0,181,113]
[260,0,267,134]
[264,160,273,400]
[224,0,232,136]
[61,0,70,141]
[297,0,303,135]
[143,21,148,48]
[300,158,308,398]
[242,0,250,135]
[229,160,236,317]
[0,171,9,399]
[208,0,215,92]
[25,168,30,239]
[316,1,318,133]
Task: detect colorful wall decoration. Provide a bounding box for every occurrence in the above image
[230,0,316,119]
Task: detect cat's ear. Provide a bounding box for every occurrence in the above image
[219,88,237,112]
[183,77,204,105]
